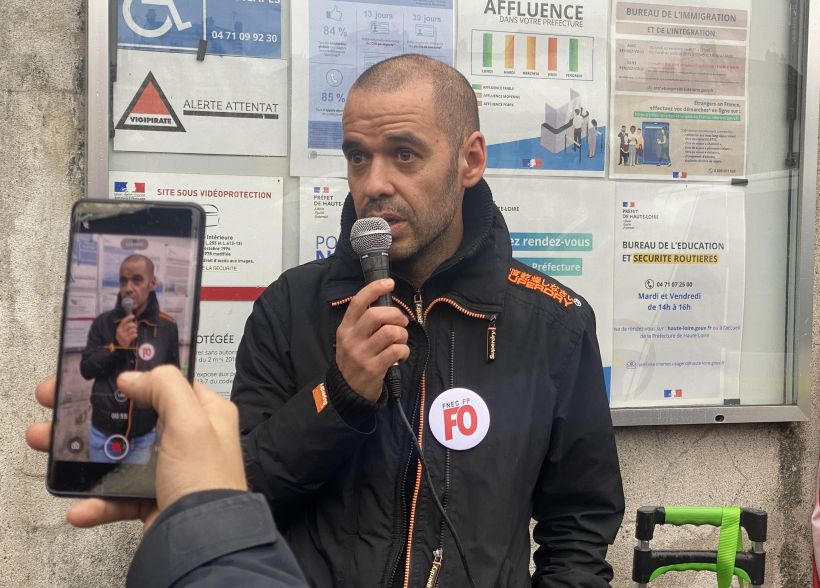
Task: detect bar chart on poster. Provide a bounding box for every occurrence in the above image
[472,30,594,81]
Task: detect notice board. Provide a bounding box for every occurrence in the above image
[86,0,818,425]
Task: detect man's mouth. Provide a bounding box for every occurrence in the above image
[369,213,403,226]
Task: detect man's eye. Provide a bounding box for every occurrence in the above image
[397,149,414,162]
[347,152,365,164]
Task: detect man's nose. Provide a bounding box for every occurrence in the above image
[361,157,395,200]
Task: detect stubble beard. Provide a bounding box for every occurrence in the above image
[393,153,461,273]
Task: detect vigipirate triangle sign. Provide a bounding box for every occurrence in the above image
[116,71,185,132]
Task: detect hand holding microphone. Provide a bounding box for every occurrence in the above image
[334,218,410,402]
[116,296,138,347]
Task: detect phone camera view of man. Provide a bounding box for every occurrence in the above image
[50,201,203,497]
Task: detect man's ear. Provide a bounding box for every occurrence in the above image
[460,131,487,188]
[149,275,157,290]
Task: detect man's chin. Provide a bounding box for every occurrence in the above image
[388,243,416,263]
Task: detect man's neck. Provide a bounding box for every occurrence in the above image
[397,227,464,288]
[396,257,441,289]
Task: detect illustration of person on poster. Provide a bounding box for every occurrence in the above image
[610,0,750,180]
[457,0,609,176]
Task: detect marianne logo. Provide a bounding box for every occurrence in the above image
[663,388,683,398]
[114,181,145,195]
[622,201,636,209]
[522,158,543,168]
[116,72,185,132]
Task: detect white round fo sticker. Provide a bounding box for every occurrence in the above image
[429,388,490,451]
[138,343,155,361]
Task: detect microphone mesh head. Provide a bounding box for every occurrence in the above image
[350,217,393,256]
[122,297,134,315]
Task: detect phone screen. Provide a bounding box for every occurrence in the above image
[48,200,205,497]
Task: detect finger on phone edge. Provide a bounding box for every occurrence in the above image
[35,378,56,409]
[66,498,145,528]
[25,422,51,452]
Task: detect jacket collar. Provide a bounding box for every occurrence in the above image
[328,178,511,314]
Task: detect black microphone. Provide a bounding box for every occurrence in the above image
[350,217,393,307]
[349,217,402,398]
[121,297,137,354]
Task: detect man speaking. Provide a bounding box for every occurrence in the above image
[80,254,179,464]
[232,54,624,586]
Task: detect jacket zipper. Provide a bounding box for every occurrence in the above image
[406,297,495,588]
[413,290,424,323]
[333,293,492,587]
[331,294,421,588]
[387,382,422,588]
[402,289,427,588]
[386,291,427,588]
[428,327,456,586]
[486,313,497,362]
[424,549,443,588]
[426,298,498,362]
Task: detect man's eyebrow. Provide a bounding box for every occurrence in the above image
[341,132,427,154]
[385,132,425,148]
[341,139,361,154]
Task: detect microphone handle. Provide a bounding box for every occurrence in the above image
[359,250,402,398]
[360,251,392,307]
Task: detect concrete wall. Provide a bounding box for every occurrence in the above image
[1,4,818,586]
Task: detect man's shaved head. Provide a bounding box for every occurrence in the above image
[122,254,154,277]
[349,54,480,154]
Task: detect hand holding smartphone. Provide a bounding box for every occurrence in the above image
[47,200,205,498]
[29,368,247,530]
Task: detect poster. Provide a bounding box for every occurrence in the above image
[290,0,454,177]
[196,301,254,397]
[611,184,745,407]
[64,291,97,350]
[610,1,750,180]
[457,1,609,176]
[113,50,288,156]
[109,171,284,396]
[117,0,282,59]
[492,178,614,393]
[299,178,350,263]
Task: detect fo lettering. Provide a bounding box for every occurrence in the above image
[443,405,478,441]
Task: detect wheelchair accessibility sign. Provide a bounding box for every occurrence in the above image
[118,0,282,59]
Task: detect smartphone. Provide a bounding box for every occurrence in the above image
[48,200,205,498]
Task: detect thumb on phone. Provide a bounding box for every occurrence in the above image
[116,367,247,512]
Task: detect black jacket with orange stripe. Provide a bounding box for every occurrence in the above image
[232,179,624,587]
[80,291,179,438]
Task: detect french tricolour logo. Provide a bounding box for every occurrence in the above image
[114,181,145,195]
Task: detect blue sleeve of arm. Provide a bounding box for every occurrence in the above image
[127,490,307,588]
